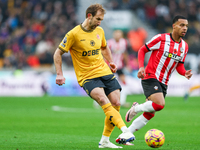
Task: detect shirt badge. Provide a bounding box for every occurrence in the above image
[154,86,158,90]
[180,47,184,53]
[90,40,95,46]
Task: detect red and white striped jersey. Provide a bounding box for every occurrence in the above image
[144,33,188,85]
[107,38,128,69]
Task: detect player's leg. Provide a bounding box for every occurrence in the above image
[126,79,166,133]
[127,93,164,133]
[134,92,165,113]
[91,88,131,147]
[120,85,130,108]
[100,105,120,141]
[101,74,135,144]
[117,70,130,108]
[99,114,124,148]
[101,90,121,140]
[126,79,166,122]
[104,89,134,145]
[83,78,123,148]
[92,88,134,135]
[83,75,134,145]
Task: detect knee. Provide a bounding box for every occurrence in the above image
[160,101,165,107]
[97,96,108,105]
[152,102,165,111]
[92,94,107,106]
[158,102,165,108]
[112,101,121,107]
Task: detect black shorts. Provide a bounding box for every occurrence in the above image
[142,78,168,98]
[82,74,122,97]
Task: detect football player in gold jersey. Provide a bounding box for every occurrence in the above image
[53,3,135,148]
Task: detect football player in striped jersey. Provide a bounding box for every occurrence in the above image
[125,15,193,133]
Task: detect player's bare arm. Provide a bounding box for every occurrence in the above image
[53,48,66,86]
[185,69,193,80]
[101,45,117,73]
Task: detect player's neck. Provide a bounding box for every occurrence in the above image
[82,20,92,31]
[171,32,181,42]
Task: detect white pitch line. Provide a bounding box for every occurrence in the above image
[51,105,102,113]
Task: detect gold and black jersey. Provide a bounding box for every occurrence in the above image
[59,24,112,86]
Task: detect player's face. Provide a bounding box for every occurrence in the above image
[173,19,188,37]
[89,10,104,30]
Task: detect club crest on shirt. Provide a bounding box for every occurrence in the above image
[154,86,158,90]
[90,40,95,46]
[180,47,184,53]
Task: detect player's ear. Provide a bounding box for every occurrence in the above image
[172,23,175,29]
[87,13,92,19]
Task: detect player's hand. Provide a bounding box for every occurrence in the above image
[56,75,66,86]
[109,62,117,73]
[185,69,193,80]
[137,67,145,79]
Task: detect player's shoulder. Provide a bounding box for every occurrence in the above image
[149,33,162,41]
[158,33,171,41]
[181,38,188,45]
[158,33,170,38]
[69,24,82,35]
[152,33,162,38]
[153,33,170,37]
[95,26,104,32]
[62,24,82,40]
[96,26,103,30]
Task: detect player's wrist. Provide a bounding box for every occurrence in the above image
[139,66,144,70]
[56,72,63,76]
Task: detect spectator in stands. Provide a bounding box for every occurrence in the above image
[111,0,200,59]
[1,0,200,70]
[0,0,78,69]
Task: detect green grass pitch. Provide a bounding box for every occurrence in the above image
[0,95,200,150]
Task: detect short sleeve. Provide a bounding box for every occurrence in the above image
[101,29,107,48]
[59,31,74,53]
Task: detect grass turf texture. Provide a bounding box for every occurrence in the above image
[0,95,199,150]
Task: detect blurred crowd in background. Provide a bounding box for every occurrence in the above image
[107,0,200,54]
[0,0,77,69]
[0,0,200,73]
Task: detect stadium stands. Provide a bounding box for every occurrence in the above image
[0,0,199,73]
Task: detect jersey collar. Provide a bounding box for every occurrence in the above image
[80,24,94,33]
[170,33,182,43]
